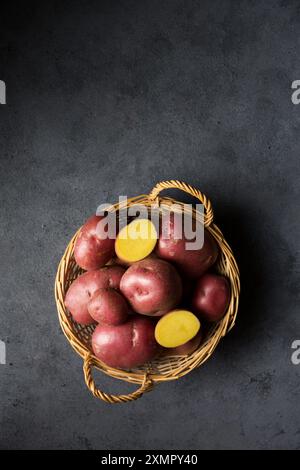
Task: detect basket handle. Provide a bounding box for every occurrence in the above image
[83,354,154,404]
[148,180,214,227]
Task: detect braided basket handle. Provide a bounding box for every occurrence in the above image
[83,354,154,404]
[148,180,214,227]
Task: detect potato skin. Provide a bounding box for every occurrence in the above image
[65,266,126,324]
[192,273,230,322]
[88,288,129,325]
[74,215,115,271]
[120,258,182,316]
[92,316,160,368]
[161,331,202,356]
[156,213,219,279]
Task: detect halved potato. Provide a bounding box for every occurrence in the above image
[115,218,157,263]
[155,309,200,348]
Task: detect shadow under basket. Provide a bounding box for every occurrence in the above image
[55,180,240,403]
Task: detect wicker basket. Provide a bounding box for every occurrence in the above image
[55,180,240,403]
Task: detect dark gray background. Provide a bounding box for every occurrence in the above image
[0,0,299,450]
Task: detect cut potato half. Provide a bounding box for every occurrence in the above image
[115,218,157,263]
[155,309,201,348]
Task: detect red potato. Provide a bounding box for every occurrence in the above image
[87,288,129,325]
[64,266,126,324]
[192,273,230,322]
[120,258,182,316]
[74,215,115,271]
[161,331,202,356]
[92,316,160,368]
[156,213,219,279]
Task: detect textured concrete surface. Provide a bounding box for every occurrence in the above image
[0,0,300,450]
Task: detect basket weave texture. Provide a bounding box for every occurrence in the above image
[55,181,240,403]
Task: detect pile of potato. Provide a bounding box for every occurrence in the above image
[65,213,230,369]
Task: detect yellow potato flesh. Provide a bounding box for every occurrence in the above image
[155,310,201,348]
[115,219,157,263]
